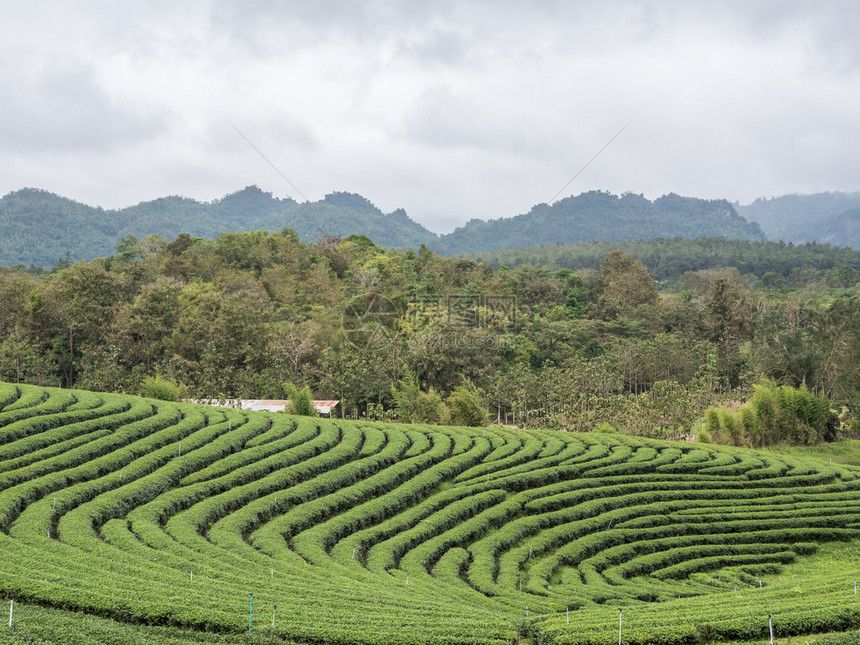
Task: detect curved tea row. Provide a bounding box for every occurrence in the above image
[0,381,858,645]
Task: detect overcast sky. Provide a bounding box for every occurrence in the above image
[1,1,858,233]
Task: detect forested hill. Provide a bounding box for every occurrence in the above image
[1,187,766,268]
[439,191,764,255]
[0,187,438,268]
[736,192,860,246]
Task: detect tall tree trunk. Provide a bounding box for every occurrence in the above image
[68,328,75,388]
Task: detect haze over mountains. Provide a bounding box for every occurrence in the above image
[1,185,858,269]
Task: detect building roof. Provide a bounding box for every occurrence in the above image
[188,399,340,414]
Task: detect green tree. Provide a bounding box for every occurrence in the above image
[447,378,489,427]
[284,382,318,416]
[413,387,447,424]
[391,370,420,422]
[597,250,658,312]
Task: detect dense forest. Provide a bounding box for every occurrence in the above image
[1,187,766,268]
[736,191,860,246]
[1,231,859,445]
[465,237,860,282]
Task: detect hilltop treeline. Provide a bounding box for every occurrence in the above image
[466,237,860,282]
[1,231,859,441]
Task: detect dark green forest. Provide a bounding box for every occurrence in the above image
[1,187,767,269]
[2,230,859,445]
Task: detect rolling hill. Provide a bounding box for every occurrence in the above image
[0,187,437,268]
[0,187,766,268]
[736,192,860,246]
[1,381,859,644]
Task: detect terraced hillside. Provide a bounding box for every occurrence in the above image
[0,382,859,645]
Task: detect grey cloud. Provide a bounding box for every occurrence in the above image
[1,0,859,230]
[0,59,167,152]
[403,87,568,157]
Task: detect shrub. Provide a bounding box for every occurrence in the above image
[413,387,447,424]
[141,375,183,401]
[447,379,489,427]
[283,382,317,416]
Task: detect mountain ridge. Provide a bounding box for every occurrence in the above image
[0,185,802,268]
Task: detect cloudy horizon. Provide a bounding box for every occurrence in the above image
[1,1,859,234]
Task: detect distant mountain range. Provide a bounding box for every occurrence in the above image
[1,185,856,268]
[735,192,860,248]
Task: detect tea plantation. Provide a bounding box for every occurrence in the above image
[0,382,859,645]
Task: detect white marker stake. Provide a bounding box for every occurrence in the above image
[618,609,623,645]
[352,548,356,559]
[769,614,774,645]
[759,579,762,589]
[271,604,277,631]
[525,605,528,617]
[8,599,12,627]
[190,570,193,581]
[566,606,569,625]
[271,568,273,579]
[405,575,409,586]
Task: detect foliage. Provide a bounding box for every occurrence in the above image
[704,381,837,447]
[283,381,318,416]
[413,387,447,424]
[1,227,860,438]
[390,371,420,422]
[141,374,183,401]
[446,378,489,427]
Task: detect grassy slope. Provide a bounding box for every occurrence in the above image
[764,440,860,467]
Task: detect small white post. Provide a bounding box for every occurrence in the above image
[271,568,273,578]
[352,548,356,559]
[566,606,569,624]
[619,609,623,645]
[271,604,276,631]
[190,570,193,581]
[529,543,532,559]
[759,579,762,589]
[8,599,12,627]
[769,614,774,644]
[405,574,409,585]
[526,605,528,617]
